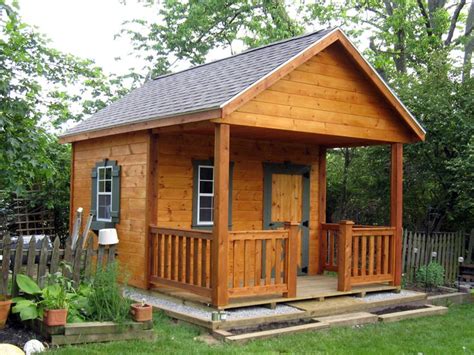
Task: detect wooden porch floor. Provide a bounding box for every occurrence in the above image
[150,275,398,310]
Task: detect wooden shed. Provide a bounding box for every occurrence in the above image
[60,28,425,307]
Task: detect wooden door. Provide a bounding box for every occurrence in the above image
[263,163,310,275]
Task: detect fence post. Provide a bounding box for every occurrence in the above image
[284,222,299,298]
[338,220,354,292]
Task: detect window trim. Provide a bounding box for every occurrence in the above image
[191,160,233,230]
[96,166,113,222]
[196,165,214,226]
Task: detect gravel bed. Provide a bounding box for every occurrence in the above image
[356,290,421,303]
[125,288,303,321]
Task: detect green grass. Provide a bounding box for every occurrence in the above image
[49,303,474,354]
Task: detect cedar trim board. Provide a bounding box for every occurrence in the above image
[59,109,222,143]
[219,28,425,142]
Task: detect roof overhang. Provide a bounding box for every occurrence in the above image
[59,109,222,144]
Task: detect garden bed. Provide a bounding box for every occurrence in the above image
[0,320,45,348]
[376,304,447,323]
[29,318,155,346]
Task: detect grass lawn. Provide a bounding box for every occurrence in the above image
[49,303,473,354]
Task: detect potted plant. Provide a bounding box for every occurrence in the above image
[0,295,12,329]
[130,298,152,322]
[12,274,70,326]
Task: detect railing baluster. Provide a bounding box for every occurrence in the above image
[361,236,367,276]
[254,239,261,287]
[201,239,207,288]
[353,236,359,277]
[369,236,375,276]
[376,236,382,275]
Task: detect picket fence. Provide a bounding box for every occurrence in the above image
[402,229,473,284]
[0,233,115,297]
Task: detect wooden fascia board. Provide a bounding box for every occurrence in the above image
[59,109,222,143]
[219,28,340,117]
[220,28,425,142]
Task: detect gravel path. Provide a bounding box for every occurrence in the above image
[125,288,303,321]
[355,290,421,303]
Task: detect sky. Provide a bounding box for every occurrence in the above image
[20,0,157,76]
[19,0,236,77]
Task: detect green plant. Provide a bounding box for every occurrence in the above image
[12,270,83,322]
[87,262,131,323]
[416,262,445,289]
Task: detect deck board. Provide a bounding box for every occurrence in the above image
[150,275,398,309]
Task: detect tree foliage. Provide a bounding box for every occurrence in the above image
[0,0,127,235]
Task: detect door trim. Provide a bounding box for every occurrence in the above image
[262,162,311,274]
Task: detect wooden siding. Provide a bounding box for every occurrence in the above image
[71,131,149,288]
[219,43,416,144]
[156,133,321,275]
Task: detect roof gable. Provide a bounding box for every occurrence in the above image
[61,28,425,143]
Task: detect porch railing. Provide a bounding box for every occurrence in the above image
[228,229,291,298]
[148,226,213,298]
[321,221,397,291]
[148,223,299,303]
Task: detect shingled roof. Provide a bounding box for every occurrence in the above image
[62,28,336,137]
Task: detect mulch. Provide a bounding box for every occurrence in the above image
[0,320,46,349]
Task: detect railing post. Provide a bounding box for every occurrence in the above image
[212,123,230,307]
[284,222,299,298]
[338,220,354,292]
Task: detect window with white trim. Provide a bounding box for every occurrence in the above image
[197,165,214,225]
[97,166,113,222]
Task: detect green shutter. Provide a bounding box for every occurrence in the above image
[90,167,98,218]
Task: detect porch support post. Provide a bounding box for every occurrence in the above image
[284,222,299,298]
[390,143,403,287]
[317,147,327,274]
[337,220,354,292]
[212,123,230,307]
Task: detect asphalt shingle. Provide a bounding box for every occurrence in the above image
[63,28,334,137]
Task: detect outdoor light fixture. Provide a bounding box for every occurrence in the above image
[98,228,119,245]
[458,257,464,263]
[431,251,437,258]
[413,248,418,254]
[457,257,464,291]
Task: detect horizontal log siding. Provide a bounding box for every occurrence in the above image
[156,133,321,275]
[72,131,149,288]
[222,43,415,143]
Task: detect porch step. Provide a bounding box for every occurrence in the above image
[288,291,427,317]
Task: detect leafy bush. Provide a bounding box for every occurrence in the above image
[87,262,131,323]
[416,262,445,289]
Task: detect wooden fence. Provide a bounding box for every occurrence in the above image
[402,229,473,284]
[0,233,115,297]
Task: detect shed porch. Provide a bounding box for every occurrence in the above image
[147,122,404,308]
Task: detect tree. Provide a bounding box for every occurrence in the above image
[0,1,127,235]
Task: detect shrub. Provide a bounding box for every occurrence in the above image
[87,262,131,323]
[416,262,445,289]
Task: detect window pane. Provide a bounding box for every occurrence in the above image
[98,168,105,180]
[98,181,105,193]
[199,196,213,208]
[98,195,111,220]
[105,181,112,193]
[200,181,213,194]
[200,167,213,181]
[105,167,112,179]
[199,208,213,222]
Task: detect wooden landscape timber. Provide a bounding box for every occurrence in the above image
[29,318,154,346]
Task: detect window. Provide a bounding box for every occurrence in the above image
[192,160,233,229]
[91,160,121,230]
[97,166,113,221]
[197,165,214,225]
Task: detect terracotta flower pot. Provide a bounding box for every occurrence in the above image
[131,303,153,322]
[0,297,12,329]
[43,309,68,326]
